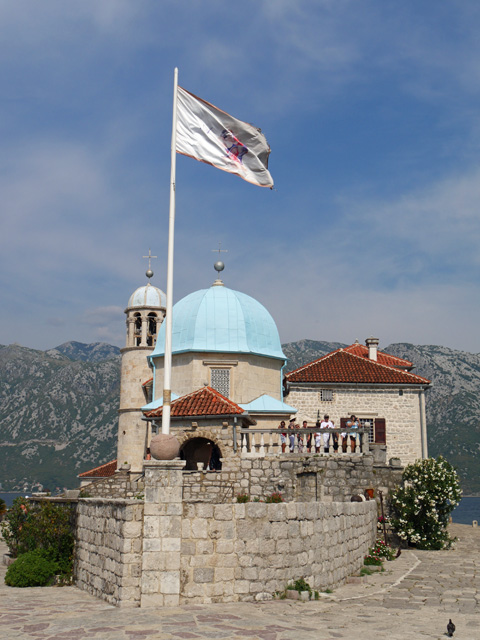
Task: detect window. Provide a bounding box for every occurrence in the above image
[319,389,334,402]
[211,368,230,398]
[357,418,386,444]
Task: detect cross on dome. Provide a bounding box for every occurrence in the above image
[211,242,227,285]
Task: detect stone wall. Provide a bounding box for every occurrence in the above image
[286,386,424,465]
[75,498,144,607]
[73,460,387,608]
[182,453,402,503]
[79,471,144,499]
[180,500,376,603]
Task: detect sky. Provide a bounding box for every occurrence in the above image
[2,1,480,354]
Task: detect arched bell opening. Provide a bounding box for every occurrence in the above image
[133,312,142,346]
[147,312,157,347]
[180,437,222,471]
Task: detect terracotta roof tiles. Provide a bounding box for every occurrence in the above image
[286,349,430,385]
[78,459,117,479]
[143,386,246,419]
[343,343,413,368]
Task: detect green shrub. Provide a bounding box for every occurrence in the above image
[0,498,33,557]
[236,494,250,503]
[5,550,58,588]
[1,498,75,583]
[292,577,311,592]
[390,456,461,550]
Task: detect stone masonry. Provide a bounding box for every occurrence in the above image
[286,386,425,465]
[180,500,376,603]
[75,499,144,607]
[79,470,145,499]
[74,460,379,608]
[183,452,402,503]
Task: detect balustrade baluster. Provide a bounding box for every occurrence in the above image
[241,434,248,455]
[259,433,265,456]
[251,432,257,455]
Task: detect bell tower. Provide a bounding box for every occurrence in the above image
[117,252,166,472]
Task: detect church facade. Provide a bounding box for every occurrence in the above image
[81,260,431,485]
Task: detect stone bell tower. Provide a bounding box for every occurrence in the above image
[117,252,166,473]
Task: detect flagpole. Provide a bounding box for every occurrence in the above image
[162,67,178,435]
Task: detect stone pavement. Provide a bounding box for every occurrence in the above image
[1,524,479,640]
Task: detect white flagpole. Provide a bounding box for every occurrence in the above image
[162,67,179,435]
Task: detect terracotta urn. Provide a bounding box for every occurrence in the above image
[149,433,180,460]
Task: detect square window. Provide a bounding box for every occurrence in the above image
[319,389,333,402]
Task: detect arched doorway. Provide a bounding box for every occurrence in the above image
[180,437,222,471]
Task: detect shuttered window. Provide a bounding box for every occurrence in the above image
[374,418,386,444]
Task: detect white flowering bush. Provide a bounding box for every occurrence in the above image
[390,456,462,550]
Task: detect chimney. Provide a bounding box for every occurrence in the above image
[365,336,379,361]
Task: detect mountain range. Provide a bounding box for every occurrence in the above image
[0,339,478,494]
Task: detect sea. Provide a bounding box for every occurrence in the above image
[0,492,30,508]
[451,496,480,525]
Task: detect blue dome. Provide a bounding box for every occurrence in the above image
[150,284,286,361]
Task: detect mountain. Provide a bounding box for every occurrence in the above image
[383,343,480,496]
[45,341,121,363]
[0,339,478,494]
[0,343,120,492]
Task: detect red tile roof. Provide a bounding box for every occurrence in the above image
[143,386,246,419]
[78,459,117,478]
[286,349,430,385]
[343,342,413,369]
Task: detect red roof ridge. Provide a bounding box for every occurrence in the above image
[286,348,343,378]
[143,386,246,418]
[340,350,430,384]
[78,459,117,478]
[342,342,413,367]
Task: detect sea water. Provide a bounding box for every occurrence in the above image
[451,496,480,524]
[0,492,27,508]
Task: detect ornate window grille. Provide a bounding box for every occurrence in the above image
[211,368,230,398]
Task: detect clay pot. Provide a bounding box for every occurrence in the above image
[149,433,180,460]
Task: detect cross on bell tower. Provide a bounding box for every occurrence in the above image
[143,248,158,279]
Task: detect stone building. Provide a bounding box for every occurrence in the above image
[284,337,431,466]
[116,273,166,474]
[73,260,428,608]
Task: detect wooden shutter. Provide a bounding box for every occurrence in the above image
[374,418,386,444]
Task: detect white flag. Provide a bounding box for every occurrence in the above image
[176,86,273,188]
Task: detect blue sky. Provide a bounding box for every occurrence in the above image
[2,1,480,353]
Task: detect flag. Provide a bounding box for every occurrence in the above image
[176,86,274,188]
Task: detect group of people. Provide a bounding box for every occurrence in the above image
[278,414,360,454]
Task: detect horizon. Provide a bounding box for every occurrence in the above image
[2,3,480,353]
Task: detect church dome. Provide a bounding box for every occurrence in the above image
[128,283,166,309]
[151,283,286,361]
